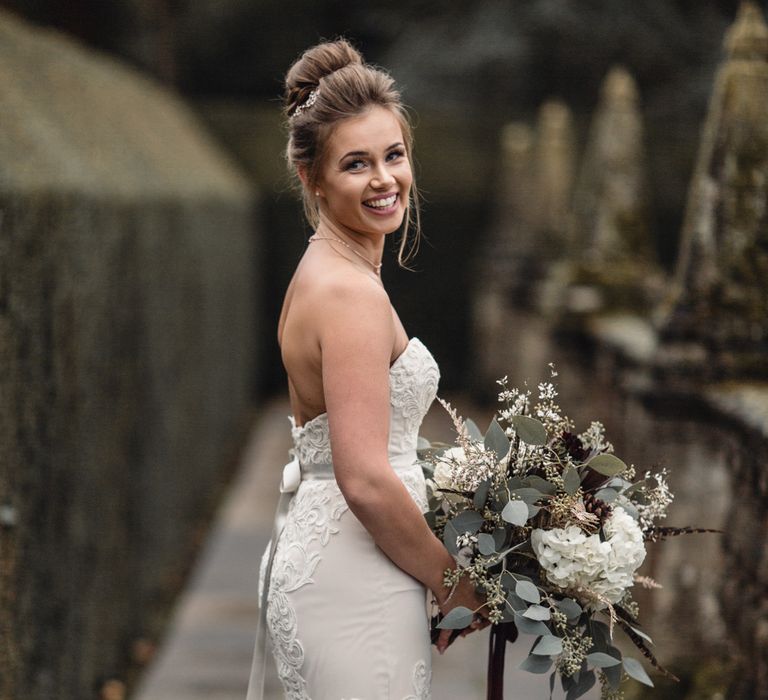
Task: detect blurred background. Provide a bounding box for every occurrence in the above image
[0,1,766,699]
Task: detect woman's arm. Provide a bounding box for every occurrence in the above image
[315,276,486,649]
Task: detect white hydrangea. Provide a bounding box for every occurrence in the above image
[531,507,646,609]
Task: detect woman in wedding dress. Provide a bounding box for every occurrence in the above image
[247,39,488,700]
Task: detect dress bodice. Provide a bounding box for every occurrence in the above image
[287,337,440,469]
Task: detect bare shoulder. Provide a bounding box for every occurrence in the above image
[312,270,394,355]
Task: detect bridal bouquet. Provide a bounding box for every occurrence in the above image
[419,367,715,700]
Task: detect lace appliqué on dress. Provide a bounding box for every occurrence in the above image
[289,414,333,464]
[267,483,348,698]
[399,467,429,513]
[405,659,432,700]
[389,341,440,448]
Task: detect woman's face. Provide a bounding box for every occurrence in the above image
[315,105,413,238]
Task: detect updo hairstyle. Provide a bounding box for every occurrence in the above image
[283,38,421,267]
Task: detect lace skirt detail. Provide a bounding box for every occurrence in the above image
[260,465,432,700]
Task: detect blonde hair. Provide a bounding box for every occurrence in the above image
[283,38,421,268]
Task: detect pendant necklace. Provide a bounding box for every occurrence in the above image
[308,232,383,276]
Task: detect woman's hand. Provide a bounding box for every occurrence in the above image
[434,572,491,654]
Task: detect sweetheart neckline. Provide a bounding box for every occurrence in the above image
[290,336,421,432]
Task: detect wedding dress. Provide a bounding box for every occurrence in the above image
[247,336,441,700]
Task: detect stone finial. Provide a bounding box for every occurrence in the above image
[655,2,768,380]
[601,66,640,107]
[501,122,533,156]
[531,99,576,238]
[553,65,661,317]
[726,1,768,60]
[481,122,535,299]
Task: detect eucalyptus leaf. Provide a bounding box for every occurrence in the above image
[516,580,541,604]
[511,487,545,504]
[527,504,541,518]
[450,510,485,535]
[594,488,618,503]
[549,671,556,700]
[587,453,627,477]
[436,606,474,630]
[604,662,623,690]
[507,476,524,490]
[511,415,548,445]
[619,500,640,521]
[473,478,491,510]
[524,475,557,494]
[566,669,596,699]
[490,488,510,510]
[417,436,431,450]
[523,604,551,621]
[556,598,582,621]
[630,625,654,644]
[502,570,535,592]
[520,654,553,674]
[590,621,611,651]
[513,612,550,636]
[442,528,458,556]
[500,603,517,623]
[623,657,654,687]
[506,591,527,612]
[603,648,624,689]
[485,418,511,461]
[492,528,507,550]
[586,652,621,668]
[464,418,483,441]
[502,499,529,526]
[532,635,563,656]
[622,479,648,497]
[477,533,496,556]
[563,466,581,495]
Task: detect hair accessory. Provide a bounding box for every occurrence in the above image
[293,87,320,118]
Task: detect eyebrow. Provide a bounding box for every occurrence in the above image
[338,142,404,164]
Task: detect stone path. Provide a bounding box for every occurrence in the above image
[132,396,597,700]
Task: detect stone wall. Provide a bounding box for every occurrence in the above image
[0,10,257,700]
[472,3,768,697]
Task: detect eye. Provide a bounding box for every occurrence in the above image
[345,159,366,171]
[387,149,405,161]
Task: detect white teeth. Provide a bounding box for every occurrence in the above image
[365,194,397,209]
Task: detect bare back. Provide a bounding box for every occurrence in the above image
[277,247,409,428]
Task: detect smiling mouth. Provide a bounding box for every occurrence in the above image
[363,193,398,210]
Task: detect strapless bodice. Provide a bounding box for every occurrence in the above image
[287,337,440,469]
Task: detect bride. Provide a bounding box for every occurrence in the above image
[247,39,488,699]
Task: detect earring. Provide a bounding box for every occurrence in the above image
[315,190,320,197]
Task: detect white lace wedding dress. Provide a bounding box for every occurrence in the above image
[250,336,440,700]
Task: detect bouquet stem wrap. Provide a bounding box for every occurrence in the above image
[487,622,518,700]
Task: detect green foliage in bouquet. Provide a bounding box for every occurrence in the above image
[419,367,718,700]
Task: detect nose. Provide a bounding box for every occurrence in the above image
[370,161,395,189]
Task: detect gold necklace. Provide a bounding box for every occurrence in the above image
[308,233,383,276]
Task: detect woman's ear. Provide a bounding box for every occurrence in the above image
[297,164,309,190]
[298,165,324,199]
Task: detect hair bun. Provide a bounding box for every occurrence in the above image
[284,39,364,116]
